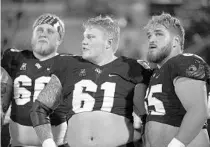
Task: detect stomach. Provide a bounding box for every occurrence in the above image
[9,120,68,146]
[144,121,210,147]
[9,119,41,146]
[67,111,134,147]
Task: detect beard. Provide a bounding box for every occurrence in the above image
[147,42,172,64]
[31,40,56,56]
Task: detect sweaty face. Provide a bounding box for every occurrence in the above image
[31,24,60,56]
[82,27,107,63]
[146,25,173,64]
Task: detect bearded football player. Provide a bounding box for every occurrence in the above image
[1,13,69,147]
[143,13,210,147]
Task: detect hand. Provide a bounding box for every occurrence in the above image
[42,138,57,147]
[168,138,185,147]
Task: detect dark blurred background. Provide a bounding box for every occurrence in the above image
[1,0,210,64]
[1,0,210,146]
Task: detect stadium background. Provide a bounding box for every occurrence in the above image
[1,0,210,146]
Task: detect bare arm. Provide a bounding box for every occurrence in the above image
[173,77,208,146]
[1,67,12,125]
[30,74,62,146]
[133,83,147,129]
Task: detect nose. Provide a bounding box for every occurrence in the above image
[149,34,156,43]
[39,30,48,38]
[82,38,88,45]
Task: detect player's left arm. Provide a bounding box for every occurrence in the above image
[30,74,62,147]
[1,67,13,125]
[172,77,208,146]
[133,60,153,130]
[133,84,147,127]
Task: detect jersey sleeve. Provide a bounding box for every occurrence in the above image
[50,54,79,87]
[1,48,22,76]
[128,59,153,85]
[2,48,15,75]
[170,54,209,82]
[50,55,69,87]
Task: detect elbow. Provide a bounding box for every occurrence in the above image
[200,105,209,121]
[30,100,51,127]
[190,105,209,121]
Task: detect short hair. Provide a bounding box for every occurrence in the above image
[144,13,185,50]
[83,15,120,53]
[32,13,65,40]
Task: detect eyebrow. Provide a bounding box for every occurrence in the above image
[147,29,164,36]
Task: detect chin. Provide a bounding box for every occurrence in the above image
[82,53,89,59]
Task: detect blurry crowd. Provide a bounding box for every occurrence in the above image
[1,0,210,64]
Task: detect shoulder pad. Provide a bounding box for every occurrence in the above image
[59,53,78,57]
[137,60,151,69]
[182,53,205,62]
[170,54,208,80]
[10,48,22,52]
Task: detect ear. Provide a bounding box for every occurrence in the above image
[106,39,113,49]
[172,35,180,48]
[56,38,62,46]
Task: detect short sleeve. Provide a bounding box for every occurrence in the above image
[50,55,79,87]
[171,54,209,81]
[1,48,20,75]
[128,59,153,85]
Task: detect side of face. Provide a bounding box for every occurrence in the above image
[146,25,173,63]
[31,24,61,56]
[82,27,108,62]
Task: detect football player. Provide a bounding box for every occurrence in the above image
[143,13,210,147]
[30,15,153,147]
[1,13,69,147]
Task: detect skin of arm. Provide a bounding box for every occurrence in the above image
[173,77,209,145]
[30,74,62,145]
[1,67,13,125]
[133,83,148,128]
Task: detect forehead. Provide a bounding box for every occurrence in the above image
[147,24,168,34]
[84,27,105,36]
[34,24,57,31]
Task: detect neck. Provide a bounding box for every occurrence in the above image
[92,54,117,66]
[33,51,58,61]
[157,47,182,68]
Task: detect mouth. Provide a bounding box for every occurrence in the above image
[38,39,48,43]
[82,47,89,51]
[149,44,157,50]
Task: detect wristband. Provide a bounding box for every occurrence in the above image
[168,138,185,147]
[42,138,57,147]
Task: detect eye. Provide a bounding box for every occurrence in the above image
[87,35,95,39]
[48,29,54,34]
[36,27,43,33]
[156,32,163,36]
[147,34,151,39]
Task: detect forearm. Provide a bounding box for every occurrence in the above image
[30,100,56,146]
[1,83,12,124]
[34,123,54,144]
[176,108,208,145]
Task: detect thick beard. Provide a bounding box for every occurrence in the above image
[147,42,172,64]
[32,42,55,56]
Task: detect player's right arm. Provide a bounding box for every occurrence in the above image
[1,67,13,125]
[30,74,62,147]
[1,48,16,125]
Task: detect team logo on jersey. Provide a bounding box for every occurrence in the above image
[20,63,27,70]
[35,63,42,69]
[79,69,86,77]
[186,63,205,79]
[95,68,102,74]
